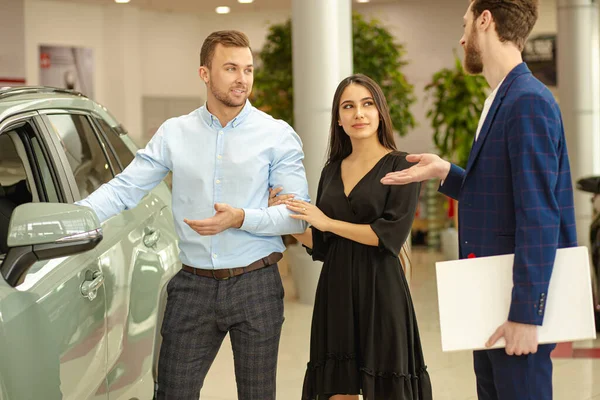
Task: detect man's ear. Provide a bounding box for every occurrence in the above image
[199,66,210,84]
[478,9,494,32]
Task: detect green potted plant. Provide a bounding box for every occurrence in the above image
[424,53,488,257]
[351,12,415,137]
[251,20,294,127]
[425,53,488,169]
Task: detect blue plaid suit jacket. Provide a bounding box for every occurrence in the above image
[439,63,577,326]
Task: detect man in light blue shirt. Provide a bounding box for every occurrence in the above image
[77,30,309,400]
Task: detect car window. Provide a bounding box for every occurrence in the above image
[28,135,60,203]
[0,133,33,256]
[0,134,27,188]
[95,118,135,170]
[97,133,121,175]
[46,114,114,198]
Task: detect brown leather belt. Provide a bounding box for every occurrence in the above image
[182,252,283,280]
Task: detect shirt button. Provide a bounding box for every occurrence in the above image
[219,130,224,135]
[212,253,218,258]
[217,155,222,159]
[216,179,221,184]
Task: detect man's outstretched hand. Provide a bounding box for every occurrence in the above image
[380,153,451,185]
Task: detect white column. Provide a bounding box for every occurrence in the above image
[557,0,600,247]
[289,0,352,305]
[102,5,143,146]
[292,0,353,202]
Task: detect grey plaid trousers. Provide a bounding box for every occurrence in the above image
[156,264,285,399]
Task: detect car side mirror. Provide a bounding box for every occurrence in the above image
[1,203,102,287]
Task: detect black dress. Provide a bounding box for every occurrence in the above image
[301,151,432,400]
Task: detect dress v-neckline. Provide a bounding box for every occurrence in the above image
[339,152,392,198]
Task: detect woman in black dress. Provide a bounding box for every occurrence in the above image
[273,74,432,400]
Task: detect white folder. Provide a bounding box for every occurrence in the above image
[435,246,596,352]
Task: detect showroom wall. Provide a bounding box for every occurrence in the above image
[21,0,558,149]
[358,0,557,152]
[0,0,26,86]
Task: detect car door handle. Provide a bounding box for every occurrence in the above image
[81,270,104,301]
[143,227,161,248]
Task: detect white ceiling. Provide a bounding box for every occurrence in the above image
[40,0,401,14]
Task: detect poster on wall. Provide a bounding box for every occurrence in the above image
[522,34,556,88]
[39,45,94,99]
[0,78,26,88]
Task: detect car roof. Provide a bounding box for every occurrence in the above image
[0,86,122,130]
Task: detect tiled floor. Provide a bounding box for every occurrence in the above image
[200,249,600,399]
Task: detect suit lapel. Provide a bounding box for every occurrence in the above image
[464,63,531,177]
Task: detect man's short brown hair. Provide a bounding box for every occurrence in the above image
[200,30,251,68]
[470,0,539,50]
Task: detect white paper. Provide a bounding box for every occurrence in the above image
[436,246,596,352]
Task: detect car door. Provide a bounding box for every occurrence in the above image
[90,115,180,400]
[41,110,180,400]
[0,112,109,400]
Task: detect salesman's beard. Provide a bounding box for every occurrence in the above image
[464,30,484,75]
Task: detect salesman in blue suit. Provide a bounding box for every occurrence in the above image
[381,1,577,399]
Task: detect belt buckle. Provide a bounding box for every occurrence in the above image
[212,268,233,281]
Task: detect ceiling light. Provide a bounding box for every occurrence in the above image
[238,0,254,3]
[357,0,370,3]
[115,0,130,3]
[216,6,231,14]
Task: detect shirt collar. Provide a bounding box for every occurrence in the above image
[199,99,253,128]
[487,76,506,102]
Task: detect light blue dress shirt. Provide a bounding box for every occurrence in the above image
[76,100,310,269]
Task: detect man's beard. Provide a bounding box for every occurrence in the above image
[210,82,248,107]
[464,30,483,75]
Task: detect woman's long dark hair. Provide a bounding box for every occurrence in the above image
[326,74,412,273]
[326,74,397,165]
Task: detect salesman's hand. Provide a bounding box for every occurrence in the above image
[380,153,451,185]
[486,321,538,356]
[184,203,244,236]
[268,186,295,207]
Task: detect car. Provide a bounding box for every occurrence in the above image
[0,86,180,399]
